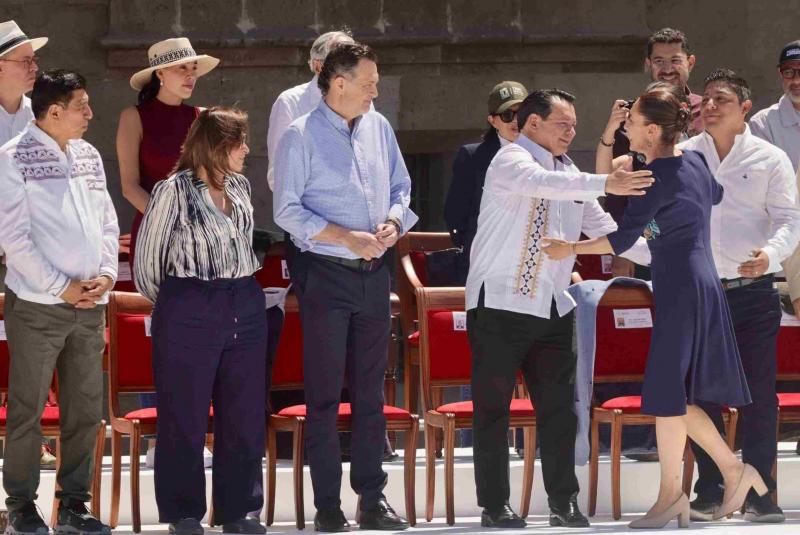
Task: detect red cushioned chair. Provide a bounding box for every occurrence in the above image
[0,294,105,526]
[587,286,738,520]
[395,232,455,414]
[266,294,418,530]
[415,287,536,526]
[107,291,214,532]
[771,323,800,503]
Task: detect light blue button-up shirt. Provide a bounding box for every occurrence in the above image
[273,100,418,259]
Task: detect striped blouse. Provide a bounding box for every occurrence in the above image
[134,169,260,302]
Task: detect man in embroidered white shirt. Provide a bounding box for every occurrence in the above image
[678,69,800,523]
[466,89,654,528]
[0,70,117,535]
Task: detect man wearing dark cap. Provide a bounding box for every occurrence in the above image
[444,81,529,283]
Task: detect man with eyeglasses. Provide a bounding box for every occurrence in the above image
[0,20,44,146]
[444,81,529,283]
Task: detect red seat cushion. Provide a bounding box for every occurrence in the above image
[599,395,643,413]
[778,393,800,410]
[123,406,214,424]
[407,331,419,347]
[0,405,60,426]
[434,398,535,418]
[277,403,412,421]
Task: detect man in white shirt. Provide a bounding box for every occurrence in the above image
[678,69,800,524]
[266,29,354,192]
[0,70,118,535]
[466,89,654,528]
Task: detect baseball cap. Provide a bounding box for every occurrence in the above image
[778,40,800,65]
[488,81,529,114]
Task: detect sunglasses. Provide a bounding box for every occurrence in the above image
[780,67,800,80]
[494,109,517,124]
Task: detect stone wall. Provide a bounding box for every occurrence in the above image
[3,0,799,231]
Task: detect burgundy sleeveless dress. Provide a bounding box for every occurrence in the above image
[129,98,199,270]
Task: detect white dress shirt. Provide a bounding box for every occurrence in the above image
[0,123,119,304]
[466,134,650,319]
[0,95,33,146]
[678,126,800,279]
[266,76,322,191]
[749,95,800,172]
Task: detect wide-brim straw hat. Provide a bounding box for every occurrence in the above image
[130,37,219,91]
[0,20,47,57]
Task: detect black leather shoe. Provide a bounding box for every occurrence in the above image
[480,504,526,528]
[314,509,350,533]
[548,495,590,528]
[358,499,409,531]
[744,492,785,523]
[689,494,721,522]
[221,516,267,534]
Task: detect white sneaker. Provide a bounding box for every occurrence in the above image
[203,447,213,468]
[145,446,156,468]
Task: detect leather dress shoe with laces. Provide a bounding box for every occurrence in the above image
[744,492,785,523]
[480,503,526,528]
[548,495,590,528]
[314,509,350,533]
[358,499,408,531]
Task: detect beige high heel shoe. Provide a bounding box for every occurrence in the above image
[714,463,769,520]
[629,494,690,529]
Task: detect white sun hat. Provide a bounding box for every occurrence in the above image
[130,37,219,91]
[0,20,48,57]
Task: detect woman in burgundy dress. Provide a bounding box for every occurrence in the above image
[116,37,219,467]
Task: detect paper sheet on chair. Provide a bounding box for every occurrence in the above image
[264,285,290,312]
[0,320,5,341]
[612,308,652,329]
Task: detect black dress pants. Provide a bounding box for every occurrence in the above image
[468,294,580,508]
[291,253,390,511]
[692,278,781,499]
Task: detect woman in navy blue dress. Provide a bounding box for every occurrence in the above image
[543,83,768,529]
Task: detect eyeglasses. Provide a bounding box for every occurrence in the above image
[494,109,517,124]
[650,58,687,69]
[780,67,800,80]
[0,56,39,69]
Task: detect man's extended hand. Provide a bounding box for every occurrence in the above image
[344,231,387,261]
[738,249,770,279]
[375,223,399,248]
[605,167,654,196]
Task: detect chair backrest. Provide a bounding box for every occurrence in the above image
[592,286,654,382]
[777,324,800,380]
[574,254,614,281]
[395,232,455,336]
[107,291,155,419]
[254,242,292,289]
[0,293,9,391]
[271,294,304,390]
[415,287,470,412]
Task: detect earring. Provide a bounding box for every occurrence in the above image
[159,80,163,86]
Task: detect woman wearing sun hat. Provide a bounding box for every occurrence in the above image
[115,37,219,469]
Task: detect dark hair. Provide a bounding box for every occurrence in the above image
[704,68,752,103]
[481,125,499,143]
[637,82,691,145]
[647,28,690,57]
[174,107,249,189]
[31,70,87,120]
[138,72,161,104]
[317,42,377,96]
[516,89,575,130]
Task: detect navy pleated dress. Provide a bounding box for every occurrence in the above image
[607,149,752,416]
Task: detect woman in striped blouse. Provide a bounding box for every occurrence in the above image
[134,107,267,535]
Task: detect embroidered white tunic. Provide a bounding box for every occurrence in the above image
[466,134,650,319]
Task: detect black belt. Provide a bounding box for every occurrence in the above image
[307,251,384,272]
[720,274,774,291]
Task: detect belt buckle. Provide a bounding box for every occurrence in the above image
[360,259,374,272]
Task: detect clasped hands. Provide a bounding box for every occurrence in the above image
[345,222,399,261]
[60,275,114,309]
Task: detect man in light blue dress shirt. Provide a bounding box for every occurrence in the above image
[273,42,417,533]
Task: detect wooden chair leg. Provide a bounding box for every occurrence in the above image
[682,440,695,497]
[91,421,105,518]
[51,437,62,528]
[519,425,536,519]
[403,418,418,526]
[292,418,306,531]
[443,416,456,526]
[424,421,436,522]
[588,416,600,517]
[110,430,122,528]
[266,426,277,526]
[130,424,142,533]
[610,411,623,521]
[433,389,444,458]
